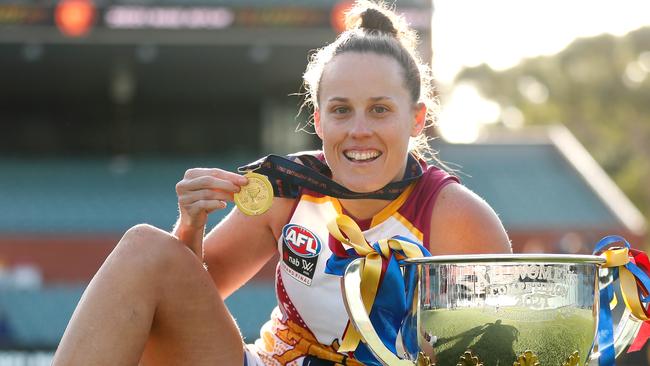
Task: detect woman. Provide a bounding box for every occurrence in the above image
[53,2,511,365]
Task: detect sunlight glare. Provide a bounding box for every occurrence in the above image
[432,0,650,85]
[438,83,501,143]
[517,76,549,104]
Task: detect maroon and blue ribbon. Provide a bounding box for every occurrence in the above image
[593,235,650,365]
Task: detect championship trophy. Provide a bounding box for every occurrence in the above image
[341,236,650,366]
[234,157,650,365]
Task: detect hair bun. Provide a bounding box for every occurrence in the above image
[358,7,397,36]
[343,1,418,53]
[345,3,399,37]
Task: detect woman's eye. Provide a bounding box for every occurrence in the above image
[332,106,350,114]
[371,106,388,114]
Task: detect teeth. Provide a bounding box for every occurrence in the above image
[344,150,381,161]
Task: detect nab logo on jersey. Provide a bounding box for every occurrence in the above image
[283,224,321,258]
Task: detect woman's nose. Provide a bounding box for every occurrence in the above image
[349,115,373,138]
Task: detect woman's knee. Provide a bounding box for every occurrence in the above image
[121,224,173,246]
[115,224,201,274]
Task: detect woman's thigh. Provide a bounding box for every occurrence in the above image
[134,225,246,366]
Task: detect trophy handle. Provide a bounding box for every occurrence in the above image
[589,269,643,362]
[342,258,414,366]
[612,309,643,357]
[589,309,643,363]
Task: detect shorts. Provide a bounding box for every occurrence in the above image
[243,343,265,366]
[242,309,362,366]
[243,342,348,366]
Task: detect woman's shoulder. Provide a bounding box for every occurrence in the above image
[423,163,459,183]
[409,164,460,203]
[428,182,512,255]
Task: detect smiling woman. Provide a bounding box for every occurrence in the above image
[315,52,423,195]
[52,2,510,366]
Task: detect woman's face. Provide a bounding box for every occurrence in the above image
[314,52,425,193]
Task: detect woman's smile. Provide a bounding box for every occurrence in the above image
[342,148,382,163]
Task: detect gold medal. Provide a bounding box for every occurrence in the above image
[234,172,274,216]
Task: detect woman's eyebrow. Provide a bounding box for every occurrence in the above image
[327,97,348,103]
[327,96,393,103]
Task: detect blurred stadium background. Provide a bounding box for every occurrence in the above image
[1,0,649,364]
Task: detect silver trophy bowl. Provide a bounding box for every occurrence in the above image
[342,254,643,366]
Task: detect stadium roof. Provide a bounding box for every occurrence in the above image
[433,126,646,234]
[0,126,645,235]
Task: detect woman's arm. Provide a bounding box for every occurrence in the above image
[172,166,293,299]
[428,183,512,255]
[202,197,294,299]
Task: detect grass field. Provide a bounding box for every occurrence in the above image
[421,307,596,366]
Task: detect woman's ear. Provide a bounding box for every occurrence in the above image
[314,109,323,139]
[411,103,426,137]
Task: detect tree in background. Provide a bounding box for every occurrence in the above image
[455,27,650,230]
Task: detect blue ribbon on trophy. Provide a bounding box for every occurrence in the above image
[324,214,431,366]
[593,235,650,366]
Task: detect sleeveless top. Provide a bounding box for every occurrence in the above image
[251,161,459,366]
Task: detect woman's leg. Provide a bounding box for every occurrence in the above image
[52,224,245,366]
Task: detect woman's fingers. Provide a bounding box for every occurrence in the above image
[175,168,250,229]
[185,199,227,215]
[184,168,248,184]
[176,172,248,198]
[178,199,227,230]
[176,178,232,198]
[173,168,248,251]
[178,189,234,205]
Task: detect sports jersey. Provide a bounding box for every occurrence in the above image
[245,159,459,366]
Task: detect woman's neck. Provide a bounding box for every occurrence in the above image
[338,198,391,221]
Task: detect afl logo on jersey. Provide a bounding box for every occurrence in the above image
[282,224,322,258]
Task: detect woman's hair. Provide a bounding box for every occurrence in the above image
[302,0,438,161]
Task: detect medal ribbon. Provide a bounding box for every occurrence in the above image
[324,214,430,356]
[238,152,424,200]
[594,235,650,366]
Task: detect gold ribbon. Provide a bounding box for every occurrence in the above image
[601,247,650,321]
[327,214,426,352]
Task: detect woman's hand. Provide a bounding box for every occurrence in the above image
[173,168,248,256]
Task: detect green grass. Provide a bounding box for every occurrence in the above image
[421,307,596,366]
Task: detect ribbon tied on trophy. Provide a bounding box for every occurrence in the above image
[324,214,431,359]
[594,235,650,366]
